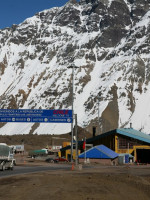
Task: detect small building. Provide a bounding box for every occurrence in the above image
[60,141,81,161]
[60,128,150,164]
[10,144,24,154]
[84,128,150,163]
[78,144,118,165]
[118,153,134,165]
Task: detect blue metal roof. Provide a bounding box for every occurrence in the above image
[84,128,150,145]
[78,145,118,159]
[96,145,118,158]
[60,128,150,153]
[116,128,150,144]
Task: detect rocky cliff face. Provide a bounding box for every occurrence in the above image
[0,0,150,135]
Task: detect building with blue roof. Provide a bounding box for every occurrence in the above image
[83,128,150,163]
[60,128,150,164]
[78,144,118,165]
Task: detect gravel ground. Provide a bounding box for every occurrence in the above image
[0,164,150,200]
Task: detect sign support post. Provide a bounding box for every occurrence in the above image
[75,114,78,166]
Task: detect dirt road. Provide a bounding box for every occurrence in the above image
[0,164,150,200]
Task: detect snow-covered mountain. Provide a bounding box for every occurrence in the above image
[0,0,150,135]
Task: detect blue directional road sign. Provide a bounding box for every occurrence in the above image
[0,109,72,123]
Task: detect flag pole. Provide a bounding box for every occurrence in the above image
[84,137,86,163]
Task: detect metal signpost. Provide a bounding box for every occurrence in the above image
[0,109,72,123]
[75,114,78,166]
[68,64,79,163]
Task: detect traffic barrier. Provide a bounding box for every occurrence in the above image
[71,163,74,170]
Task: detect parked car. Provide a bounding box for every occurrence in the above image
[53,157,68,163]
[45,158,55,163]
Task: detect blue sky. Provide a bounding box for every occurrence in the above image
[0,0,71,29]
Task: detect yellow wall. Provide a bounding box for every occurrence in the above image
[57,149,80,160]
[63,142,71,148]
[58,151,61,157]
[114,135,150,161]
[115,135,133,154]
[115,135,118,152]
[65,149,80,160]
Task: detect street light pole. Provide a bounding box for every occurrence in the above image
[68,64,78,162]
[75,114,78,166]
[97,96,102,134]
[97,98,100,132]
[71,65,74,163]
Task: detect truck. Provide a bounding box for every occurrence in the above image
[0,143,15,171]
[28,149,48,158]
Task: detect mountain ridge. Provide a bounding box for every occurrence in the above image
[0,0,150,135]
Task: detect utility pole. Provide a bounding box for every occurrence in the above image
[97,95,101,134]
[75,114,78,166]
[68,64,79,162]
[71,65,74,162]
